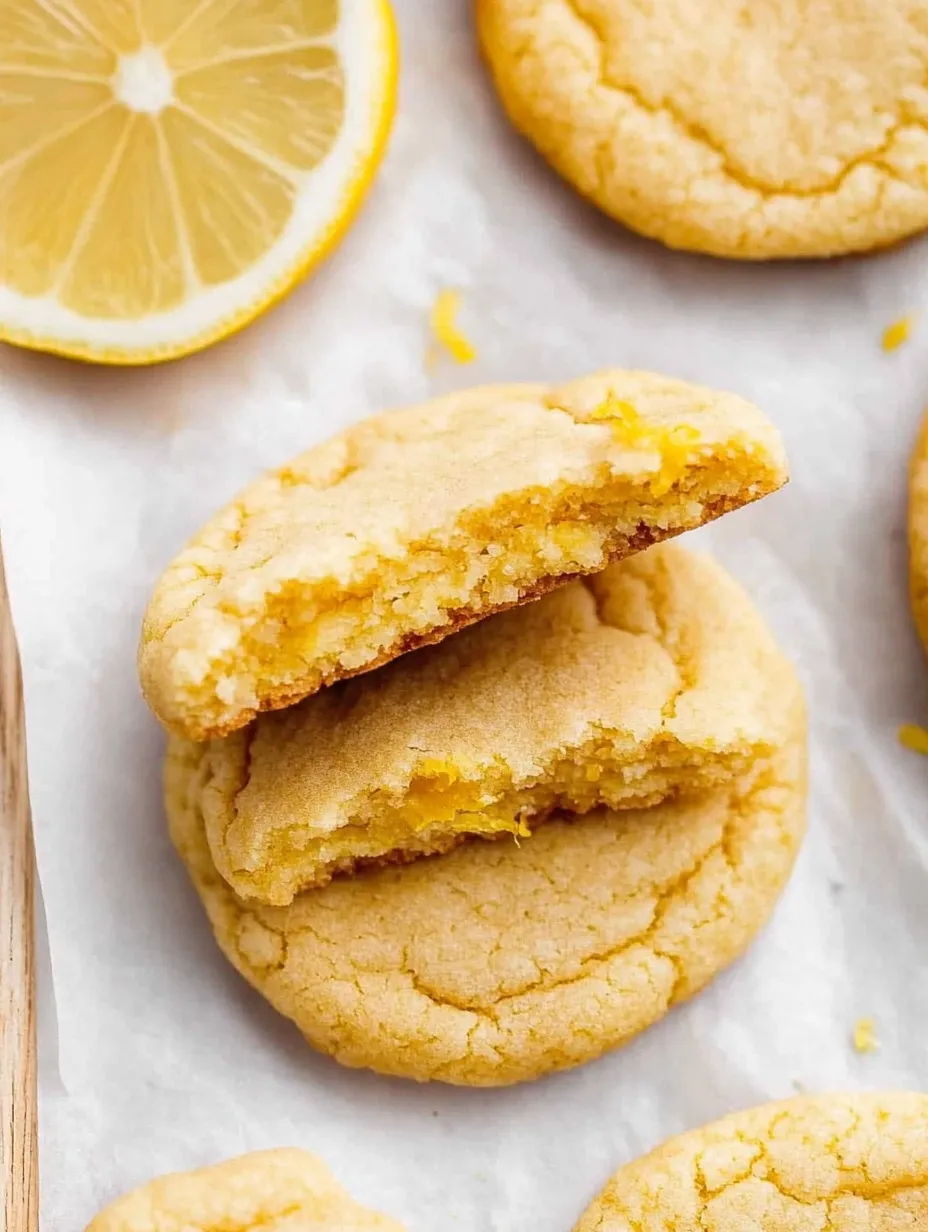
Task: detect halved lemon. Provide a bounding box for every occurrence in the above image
[0,0,397,364]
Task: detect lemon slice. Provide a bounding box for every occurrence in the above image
[0,0,397,364]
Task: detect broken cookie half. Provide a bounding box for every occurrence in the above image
[167,685,806,1085]
[140,369,787,741]
[167,544,799,906]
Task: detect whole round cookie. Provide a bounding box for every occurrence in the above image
[85,1149,403,1232]
[477,0,928,259]
[574,1091,928,1230]
[909,410,928,655]
[167,691,805,1086]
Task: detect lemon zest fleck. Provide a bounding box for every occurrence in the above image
[590,390,701,496]
[882,315,915,352]
[430,289,476,363]
[415,756,463,782]
[852,1017,879,1054]
[589,391,642,428]
[899,723,928,754]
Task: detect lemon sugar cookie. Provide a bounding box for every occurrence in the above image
[478,0,928,259]
[909,410,928,656]
[176,544,798,905]
[574,1091,928,1230]
[167,688,805,1086]
[85,1148,403,1232]
[140,370,787,740]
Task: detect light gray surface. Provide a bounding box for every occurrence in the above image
[1,3,927,1228]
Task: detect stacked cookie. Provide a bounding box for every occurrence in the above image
[140,369,805,1086]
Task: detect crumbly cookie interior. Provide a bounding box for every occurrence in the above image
[158,463,759,740]
[183,544,795,904]
[140,373,788,741]
[224,735,755,903]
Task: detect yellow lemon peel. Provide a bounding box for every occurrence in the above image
[430,289,477,364]
[883,315,915,352]
[899,724,928,754]
[590,391,701,496]
[852,1017,879,1054]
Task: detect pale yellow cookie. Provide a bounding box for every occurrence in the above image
[477,0,928,259]
[139,370,787,740]
[574,1091,928,1231]
[909,410,928,655]
[175,544,797,905]
[167,690,805,1086]
[84,1148,403,1232]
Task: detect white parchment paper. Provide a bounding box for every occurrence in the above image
[2,3,928,1228]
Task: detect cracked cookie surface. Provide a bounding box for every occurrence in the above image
[909,411,928,656]
[166,686,805,1086]
[574,1091,928,1230]
[84,1148,403,1232]
[139,369,786,740]
[174,544,799,905]
[477,0,928,258]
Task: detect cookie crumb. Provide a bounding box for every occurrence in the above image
[430,289,477,364]
[853,1017,879,1054]
[882,315,915,352]
[899,723,928,754]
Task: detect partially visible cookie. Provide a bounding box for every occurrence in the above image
[574,1091,928,1231]
[167,690,805,1086]
[139,370,787,740]
[478,0,928,259]
[84,1148,403,1232]
[909,410,928,655]
[173,544,798,905]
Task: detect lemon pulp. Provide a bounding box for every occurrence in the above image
[0,0,397,361]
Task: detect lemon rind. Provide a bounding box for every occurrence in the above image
[0,0,399,366]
